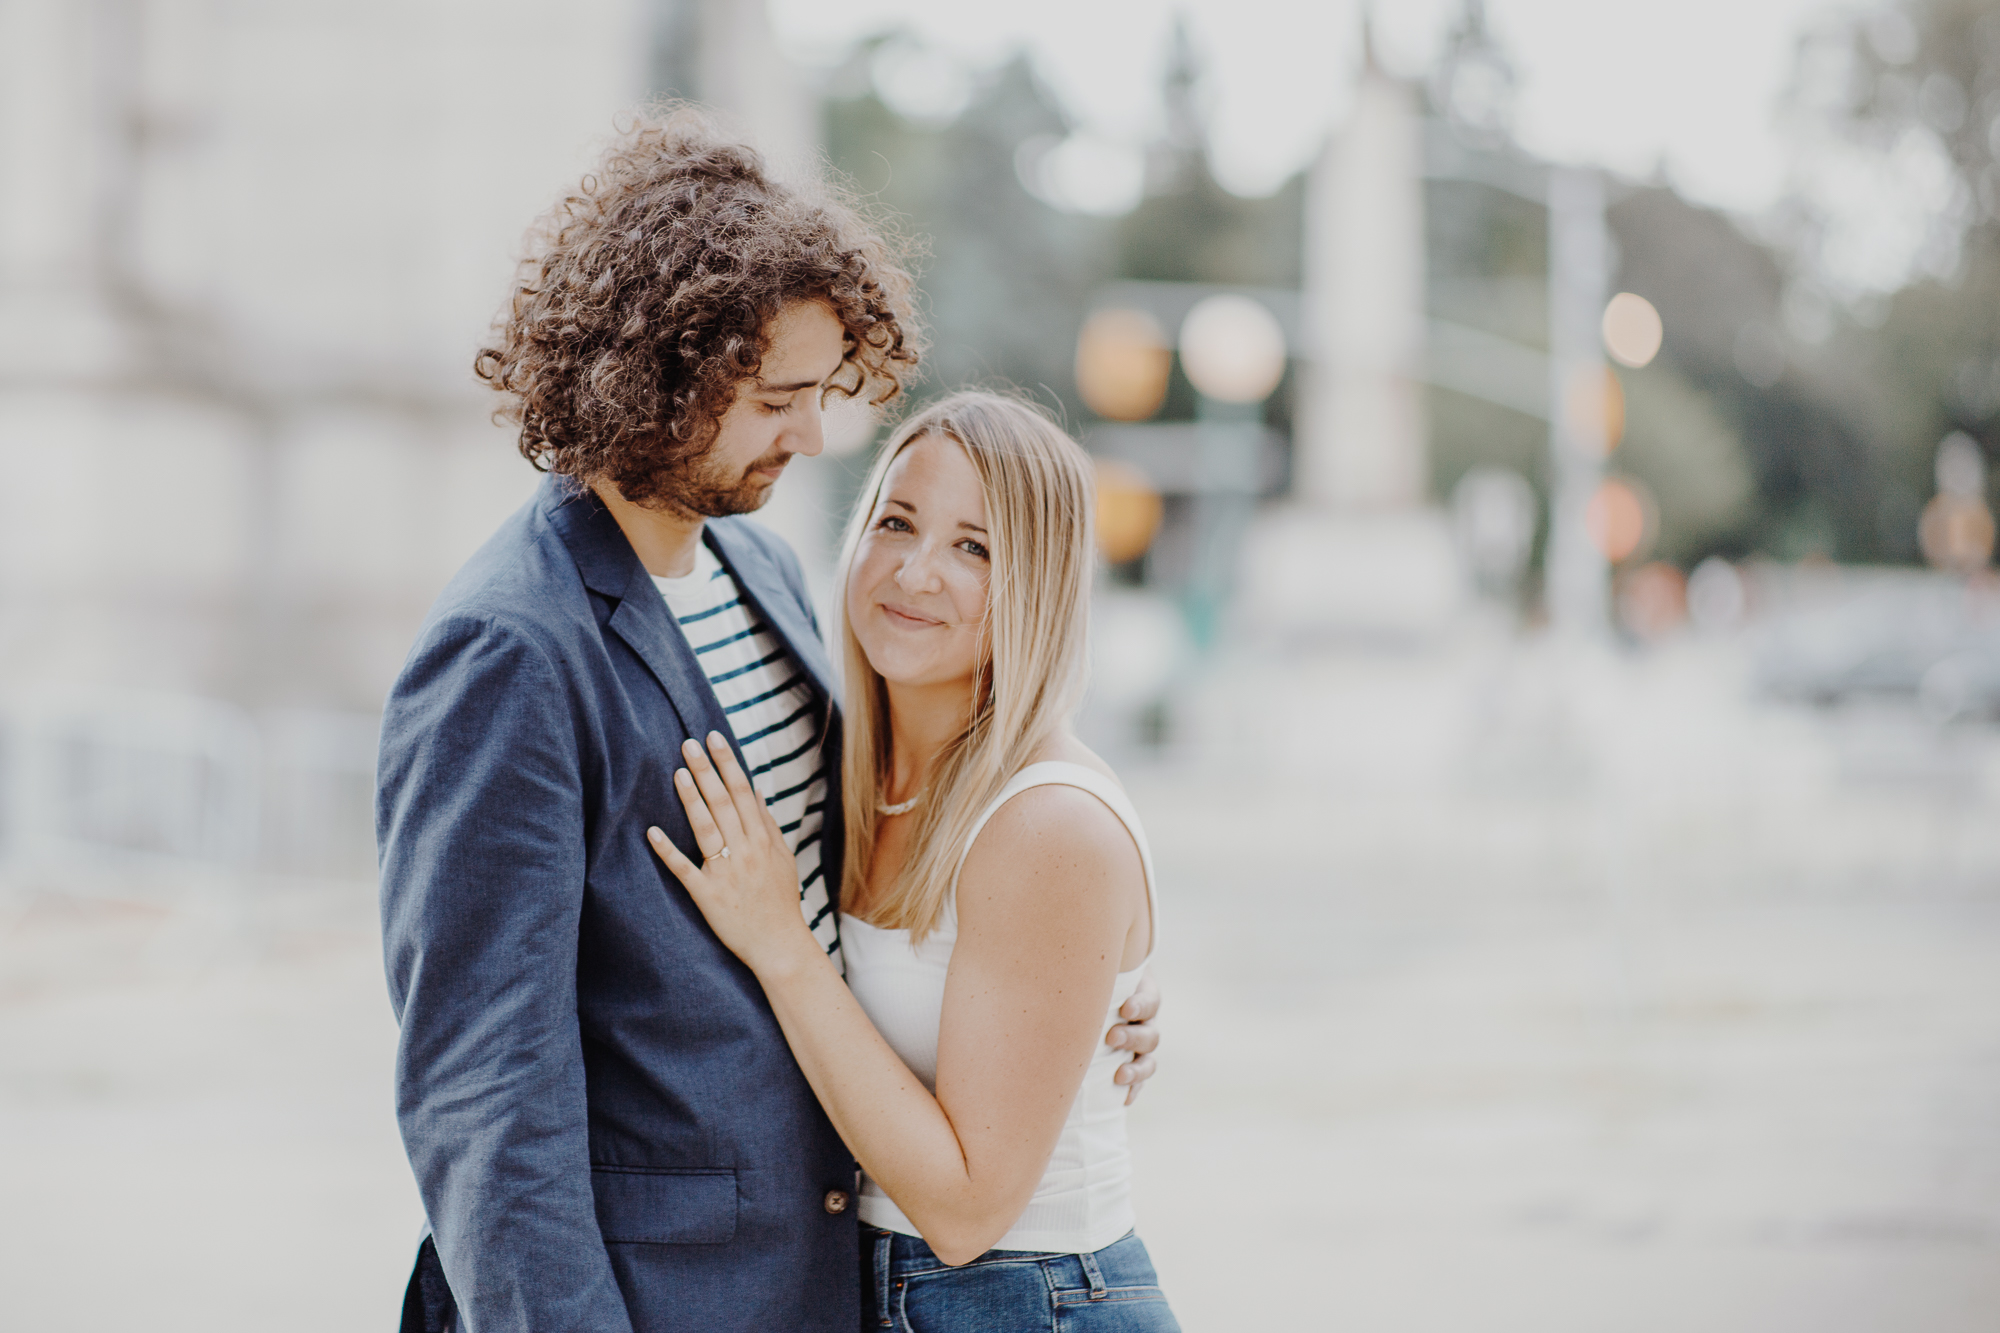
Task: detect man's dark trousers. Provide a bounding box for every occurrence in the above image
[377,475,855,1333]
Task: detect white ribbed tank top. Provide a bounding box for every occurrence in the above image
[840,760,1159,1255]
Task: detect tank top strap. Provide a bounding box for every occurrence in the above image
[952,760,1159,966]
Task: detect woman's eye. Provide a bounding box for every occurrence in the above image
[758,400,792,415]
[959,539,989,560]
[877,514,913,533]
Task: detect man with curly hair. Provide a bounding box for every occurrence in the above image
[375,110,1156,1333]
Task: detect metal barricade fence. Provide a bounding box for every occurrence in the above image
[0,691,380,885]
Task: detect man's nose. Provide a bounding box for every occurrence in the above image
[788,399,826,458]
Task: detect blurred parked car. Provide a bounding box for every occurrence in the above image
[1753,572,2000,718]
[1918,645,2000,722]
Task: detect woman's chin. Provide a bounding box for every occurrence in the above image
[861,652,969,695]
[867,659,930,690]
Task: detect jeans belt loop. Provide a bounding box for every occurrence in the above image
[1078,1248,1109,1300]
[874,1230,895,1327]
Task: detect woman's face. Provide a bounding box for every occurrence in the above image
[846,433,991,694]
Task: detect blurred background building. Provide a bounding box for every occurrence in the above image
[2,0,1998,1328]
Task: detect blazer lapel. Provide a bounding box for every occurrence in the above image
[608,566,737,755]
[542,479,736,761]
[704,519,838,706]
[543,485,847,907]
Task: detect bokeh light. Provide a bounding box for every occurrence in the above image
[1919,494,1996,572]
[1177,294,1286,404]
[1075,308,1172,421]
[1686,556,1748,631]
[1586,476,1652,563]
[1563,365,1626,454]
[1016,133,1146,216]
[1602,291,1664,368]
[1617,560,1688,640]
[1936,431,1987,497]
[1093,459,1165,564]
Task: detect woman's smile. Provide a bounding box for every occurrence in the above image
[880,601,947,629]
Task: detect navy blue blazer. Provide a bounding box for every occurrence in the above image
[377,476,856,1333]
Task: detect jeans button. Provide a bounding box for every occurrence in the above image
[823,1188,852,1215]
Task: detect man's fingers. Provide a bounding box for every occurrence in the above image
[682,738,748,845]
[1113,1052,1155,1098]
[1119,970,1161,1024]
[1106,1019,1159,1057]
[1112,1052,1155,1082]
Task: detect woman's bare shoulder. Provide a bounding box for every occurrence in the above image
[1023,730,1124,789]
[958,749,1141,916]
[973,781,1124,857]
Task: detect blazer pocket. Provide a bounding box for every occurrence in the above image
[591,1166,738,1245]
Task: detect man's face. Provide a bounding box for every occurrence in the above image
[657,300,848,517]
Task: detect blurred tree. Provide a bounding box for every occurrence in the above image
[1615,362,1759,565]
[1423,127,1782,568]
[818,23,1313,519]
[822,39,1112,422]
[1425,174,1549,516]
[1109,19,1305,446]
[1115,21,1303,290]
[1424,0,1931,567]
[1609,185,1883,561]
[1424,3,1550,543]
[1432,0,1519,149]
[1780,0,2000,556]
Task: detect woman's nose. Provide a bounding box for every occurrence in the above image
[894,546,944,592]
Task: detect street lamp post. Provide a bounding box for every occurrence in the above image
[1545,165,1612,639]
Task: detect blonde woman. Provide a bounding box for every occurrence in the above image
[646,392,1177,1331]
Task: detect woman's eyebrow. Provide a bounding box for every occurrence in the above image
[882,500,982,534]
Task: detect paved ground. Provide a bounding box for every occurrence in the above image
[1126,634,2000,1329]
[2,633,1996,1330]
[0,884,417,1330]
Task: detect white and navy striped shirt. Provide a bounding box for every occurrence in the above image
[653,542,840,967]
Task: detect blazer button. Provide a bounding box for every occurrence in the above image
[823,1189,852,1215]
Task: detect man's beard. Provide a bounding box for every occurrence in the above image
[655,448,787,518]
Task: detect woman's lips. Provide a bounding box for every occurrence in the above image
[881,603,942,628]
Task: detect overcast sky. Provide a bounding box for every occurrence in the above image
[770,0,1841,217]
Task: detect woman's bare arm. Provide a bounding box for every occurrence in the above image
[648,734,1141,1265]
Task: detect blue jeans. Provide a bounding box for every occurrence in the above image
[860,1226,1180,1332]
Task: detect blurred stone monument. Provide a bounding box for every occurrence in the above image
[0,1,824,877]
[1242,24,1461,646]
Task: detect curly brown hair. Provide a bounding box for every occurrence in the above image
[474,108,921,504]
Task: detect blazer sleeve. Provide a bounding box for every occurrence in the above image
[376,612,634,1333]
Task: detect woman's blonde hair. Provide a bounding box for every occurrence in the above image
[834,390,1096,941]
